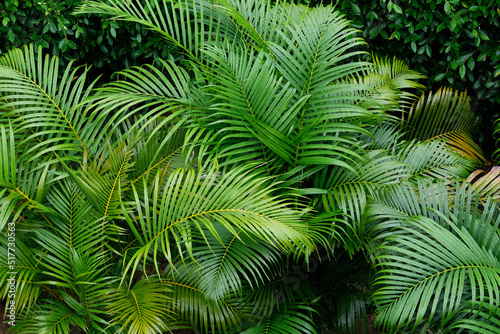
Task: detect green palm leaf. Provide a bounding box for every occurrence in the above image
[267,6,374,170]
[398,140,476,183]
[61,143,135,225]
[87,59,193,122]
[466,166,500,202]
[450,301,500,333]
[107,279,176,334]
[215,0,294,51]
[0,45,97,162]
[128,118,186,186]
[75,0,233,62]
[402,87,485,165]
[191,225,282,301]
[374,212,500,333]
[0,236,42,315]
[121,162,317,282]
[0,123,16,189]
[240,304,318,334]
[200,43,305,169]
[13,299,89,334]
[318,149,409,220]
[351,55,425,114]
[164,263,251,333]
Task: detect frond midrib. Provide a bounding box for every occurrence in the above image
[153,208,287,244]
[378,263,497,312]
[8,66,87,154]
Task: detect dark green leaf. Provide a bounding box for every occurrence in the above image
[459,64,466,79]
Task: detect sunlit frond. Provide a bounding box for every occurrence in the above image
[0,45,97,162]
[466,166,500,202]
[402,87,485,165]
[107,279,176,334]
[122,162,317,282]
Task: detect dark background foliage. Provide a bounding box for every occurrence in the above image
[0,0,177,83]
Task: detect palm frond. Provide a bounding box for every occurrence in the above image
[398,140,476,183]
[265,6,374,169]
[466,166,500,202]
[164,263,251,333]
[121,162,317,283]
[450,301,500,334]
[215,0,293,51]
[351,55,425,114]
[0,45,97,162]
[83,59,193,158]
[0,123,16,190]
[61,142,135,223]
[191,225,283,301]
[318,149,409,221]
[268,6,368,96]
[75,0,235,62]
[12,299,89,334]
[402,87,485,165]
[107,278,176,334]
[0,236,43,315]
[126,118,186,186]
[361,122,405,151]
[240,304,318,334]
[373,212,500,333]
[200,43,304,170]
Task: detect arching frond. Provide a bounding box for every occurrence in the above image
[240,304,318,334]
[200,43,304,170]
[365,179,457,248]
[33,181,115,328]
[75,0,235,62]
[351,55,425,114]
[450,302,500,333]
[0,45,97,162]
[13,299,89,334]
[266,6,374,169]
[466,166,500,202]
[82,59,193,159]
[61,142,135,223]
[0,236,42,315]
[398,140,476,183]
[402,87,485,165]
[308,149,409,252]
[107,279,176,334]
[191,225,283,301]
[374,212,500,333]
[127,117,186,187]
[121,162,317,282]
[215,0,300,51]
[164,263,252,333]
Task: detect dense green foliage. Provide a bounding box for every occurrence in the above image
[0,0,499,333]
[335,0,500,122]
[0,0,175,71]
